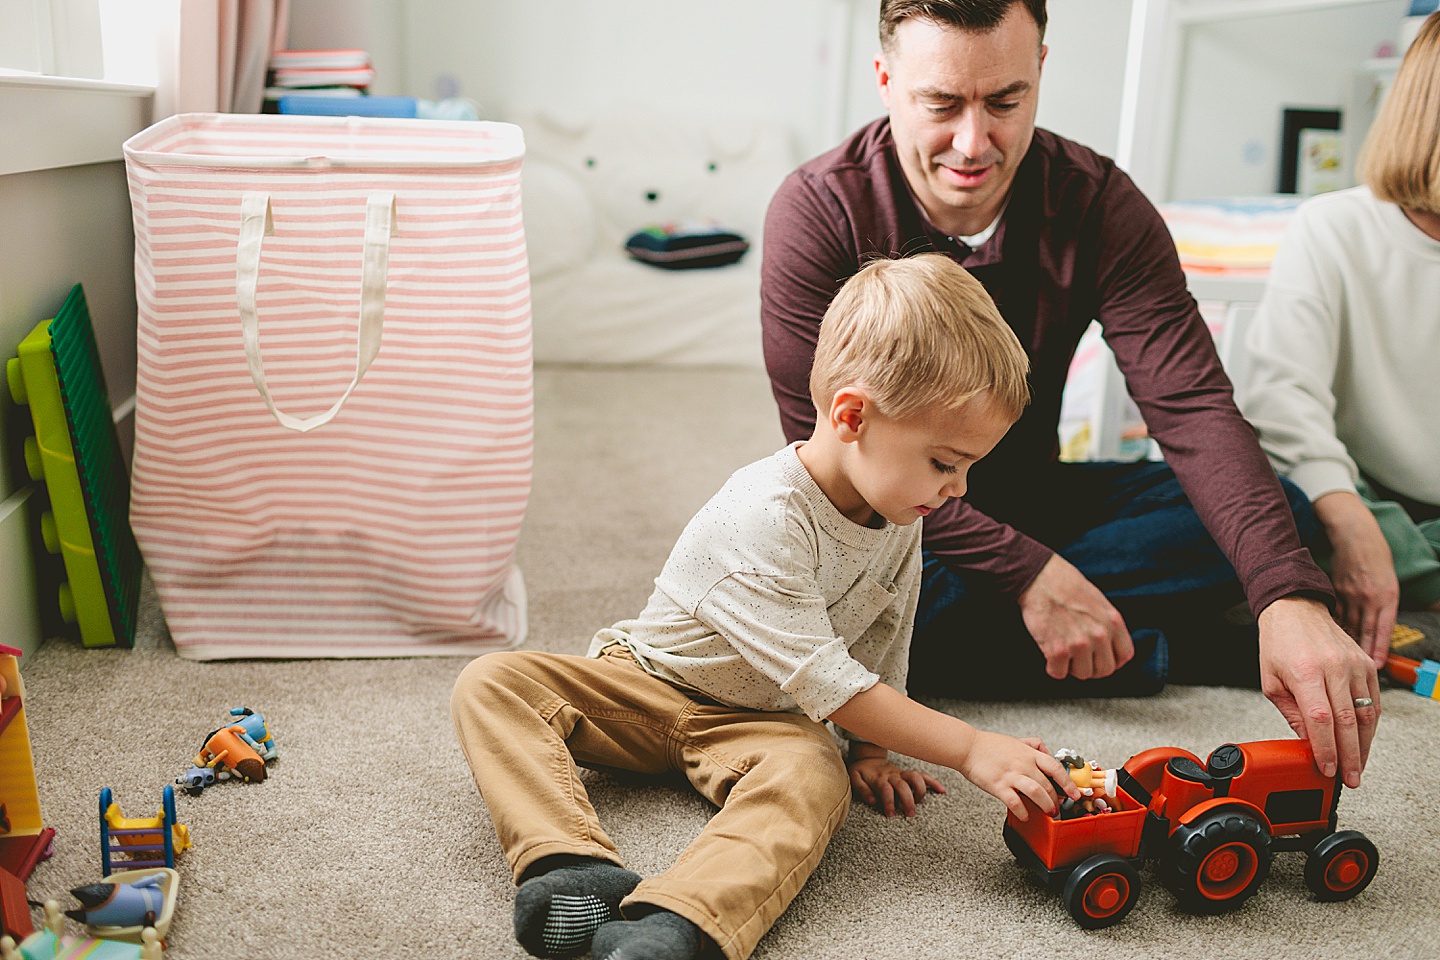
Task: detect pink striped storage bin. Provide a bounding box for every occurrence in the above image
[123,113,531,659]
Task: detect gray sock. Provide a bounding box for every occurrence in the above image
[513,857,641,958]
[590,910,706,960]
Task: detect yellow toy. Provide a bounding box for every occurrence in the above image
[1,647,55,941]
[1391,623,1424,652]
[99,788,190,877]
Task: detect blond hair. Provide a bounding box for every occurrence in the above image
[809,254,1030,423]
[1359,12,1440,213]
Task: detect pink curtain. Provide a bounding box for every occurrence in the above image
[154,0,290,119]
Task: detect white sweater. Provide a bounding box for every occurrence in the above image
[1243,186,1440,506]
[588,443,922,729]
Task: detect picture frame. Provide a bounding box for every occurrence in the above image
[1278,107,1341,194]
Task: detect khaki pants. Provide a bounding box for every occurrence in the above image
[450,647,851,960]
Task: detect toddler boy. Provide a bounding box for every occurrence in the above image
[451,253,1078,960]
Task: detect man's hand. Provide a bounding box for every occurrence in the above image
[1018,554,1134,680]
[1258,595,1381,788]
[847,744,945,818]
[1313,491,1399,667]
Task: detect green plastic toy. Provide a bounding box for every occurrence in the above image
[6,285,140,648]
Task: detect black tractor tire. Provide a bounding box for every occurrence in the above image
[1304,830,1379,902]
[1160,807,1273,913]
[1063,854,1142,929]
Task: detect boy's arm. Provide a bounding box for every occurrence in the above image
[827,682,1078,819]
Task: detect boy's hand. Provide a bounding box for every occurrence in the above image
[848,754,945,818]
[956,733,1081,820]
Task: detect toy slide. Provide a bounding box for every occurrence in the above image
[98,788,189,877]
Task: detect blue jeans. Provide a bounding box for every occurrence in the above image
[908,461,1319,699]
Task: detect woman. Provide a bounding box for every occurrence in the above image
[1244,11,1440,667]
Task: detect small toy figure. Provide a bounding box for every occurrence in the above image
[1054,749,1118,819]
[173,766,216,797]
[181,707,278,794]
[194,726,265,785]
[65,875,165,928]
[226,707,278,761]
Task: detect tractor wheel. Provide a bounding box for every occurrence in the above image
[1002,822,1028,863]
[1063,854,1141,929]
[1304,831,1379,902]
[1161,808,1272,913]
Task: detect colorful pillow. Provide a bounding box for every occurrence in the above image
[624,222,750,269]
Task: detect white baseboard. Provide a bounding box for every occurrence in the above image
[112,391,136,423]
[0,487,44,659]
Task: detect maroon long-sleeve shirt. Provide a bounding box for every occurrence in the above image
[760,119,1332,615]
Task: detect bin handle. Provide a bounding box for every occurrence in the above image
[235,191,396,432]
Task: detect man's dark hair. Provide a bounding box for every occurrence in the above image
[879,0,1047,51]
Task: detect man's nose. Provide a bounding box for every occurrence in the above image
[951,108,989,161]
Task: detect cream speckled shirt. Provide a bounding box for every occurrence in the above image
[588,443,922,733]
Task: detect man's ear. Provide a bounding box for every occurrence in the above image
[829,386,870,444]
[874,53,892,111]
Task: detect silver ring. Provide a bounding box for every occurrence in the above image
[1353,697,1374,708]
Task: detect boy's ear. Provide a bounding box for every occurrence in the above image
[829,386,870,443]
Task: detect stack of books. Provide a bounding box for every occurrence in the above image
[263,49,375,112]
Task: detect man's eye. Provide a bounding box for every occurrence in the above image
[990,101,1020,112]
[931,459,959,474]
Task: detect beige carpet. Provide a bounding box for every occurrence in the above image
[14,366,1439,959]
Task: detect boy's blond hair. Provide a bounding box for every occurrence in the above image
[1359,12,1440,214]
[809,253,1030,421]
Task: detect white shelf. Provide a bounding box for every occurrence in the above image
[0,488,43,659]
[0,73,153,177]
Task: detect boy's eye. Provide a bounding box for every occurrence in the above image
[931,459,959,474]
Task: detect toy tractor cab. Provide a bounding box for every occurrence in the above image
[1004,739,1379,928]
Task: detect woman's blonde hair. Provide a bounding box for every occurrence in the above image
[1359,12,1440,213]
[809,253,1030,422]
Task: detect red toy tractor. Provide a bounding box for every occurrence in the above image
[1003,739,1379,928]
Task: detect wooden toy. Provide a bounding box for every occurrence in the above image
[0,647,55,940]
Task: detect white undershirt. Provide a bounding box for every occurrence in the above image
[955,197,1009,248]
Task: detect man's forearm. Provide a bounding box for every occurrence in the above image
[919,498,1055,596]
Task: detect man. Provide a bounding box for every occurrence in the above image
[760,0,1379,788]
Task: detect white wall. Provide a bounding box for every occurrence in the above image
[396,0,854,159]
[382,0,1130,162]
[1168,1,1406,200]
[289,1,1407,196]
[1035,0,1133,158]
